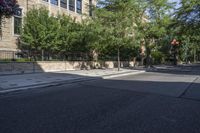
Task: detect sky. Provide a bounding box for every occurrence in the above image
[169,0,181,9]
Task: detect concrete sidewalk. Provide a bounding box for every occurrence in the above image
[133,64,192,72]
[0,69,144,93]
[153,65,192,71]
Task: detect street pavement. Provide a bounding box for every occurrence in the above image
[0,64,200,133]
[0,68,144,93]
[81,72,198,97]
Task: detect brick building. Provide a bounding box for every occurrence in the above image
[0,0,94,53]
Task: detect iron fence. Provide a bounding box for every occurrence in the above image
[0,50,147,62]
[0,50,93,61]
[0,50,20,60]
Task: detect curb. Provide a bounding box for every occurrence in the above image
[103,71,145,79]
[152,68,191,72]
[0,77,98,94]
[0,70,145,94]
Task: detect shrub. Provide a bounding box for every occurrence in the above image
[151,51,165,64]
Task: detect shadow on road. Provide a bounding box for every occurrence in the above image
[0,73,200,133]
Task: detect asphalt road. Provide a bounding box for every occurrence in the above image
[0,66,200,133]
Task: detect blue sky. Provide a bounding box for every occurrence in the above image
[169,0,181,9]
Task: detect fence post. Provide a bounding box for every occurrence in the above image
[33,61,35,73]
[11,61,14,72]
[12,51,15,61]
[65,57,66,71]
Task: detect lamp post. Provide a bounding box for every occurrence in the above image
[171,39,180,65]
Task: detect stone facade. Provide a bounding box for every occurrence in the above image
[0,0,94,52]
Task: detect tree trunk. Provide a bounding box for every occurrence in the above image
[118,48,120,71]
[174,50,177,65]
[42,50,44,61]
[194,47,196,63]
[146,46,152,68]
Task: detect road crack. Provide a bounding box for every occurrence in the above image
[178,76,200,98]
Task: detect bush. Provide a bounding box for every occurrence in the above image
[151,51,165,64]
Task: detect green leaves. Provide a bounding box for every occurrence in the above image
[19,0,200,63]
[21,7,93,57]
[94,0,140,48]
[172,0,200,62]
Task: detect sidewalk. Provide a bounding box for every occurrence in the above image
[152,65,192,72]
[133,64,192,72]
[0,69,144,93]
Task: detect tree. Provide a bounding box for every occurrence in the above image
[21,7,93,61]
[93,0,140,70]
[57,15,82,55]
[21,7,60,60]
[136,0,174,67]
[0,0,18,36]
[174,0,200,62]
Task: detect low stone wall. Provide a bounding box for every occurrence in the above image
[0,61,136,75]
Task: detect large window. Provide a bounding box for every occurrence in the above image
[14,8,22,35]
[77,0,82,14]
[43,0,48,2]
[61,0,67,9]
[69,0,75,11]
[51,0,58,5]
[89,0,92,16]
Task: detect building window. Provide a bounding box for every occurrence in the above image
[14,8,22,35]
[51,0,58,5]
[43,0,48,2]
[69,0,75,11]
[89,0,92,16]
[77,0,82,14]
[61,0,67,9]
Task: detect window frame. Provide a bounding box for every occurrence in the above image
[89,0,93,16]
[13,8,23,36]
[76,0,82,14]
[51,0,58,6]
[60,0,67,9]
[69,0,75,11]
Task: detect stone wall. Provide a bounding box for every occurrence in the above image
[0,61,136,75]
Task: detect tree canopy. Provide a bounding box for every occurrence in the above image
[0,0,18,37]
[173,0,200,62]
[0,0,18,17]
[19,0,200,64]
